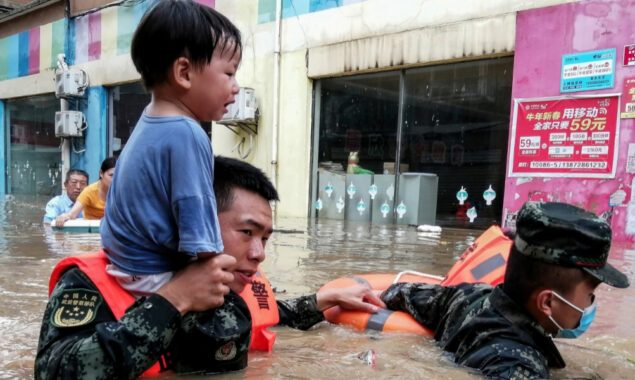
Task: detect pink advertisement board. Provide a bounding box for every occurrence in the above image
[509,95,620,178]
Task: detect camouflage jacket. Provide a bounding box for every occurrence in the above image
[277,294,325,330]
[36,267,324,379]
[382,283,565,379]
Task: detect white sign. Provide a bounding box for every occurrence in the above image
[549,146,574,155]
[550,133,567,142]
[570,132,588,141]
[591,132,610,141]
[581,145,608,155]
[519,136,541,149]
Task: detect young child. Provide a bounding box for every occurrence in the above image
[100,0,241,296]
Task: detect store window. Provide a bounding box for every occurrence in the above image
[403,58,512,228]
[313,57,513,228]
[109,82,151,157]
[317,72,400,174]
[5,95,61,196]
[108,82,210,157]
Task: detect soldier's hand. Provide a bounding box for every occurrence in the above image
[157,253,236,315]
[316,284,386,314]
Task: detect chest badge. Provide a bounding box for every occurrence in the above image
[215,341,237,361]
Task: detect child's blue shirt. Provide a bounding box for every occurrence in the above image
[101,113,224,274]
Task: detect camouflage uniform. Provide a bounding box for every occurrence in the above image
[382,282,564,379]
[35,267,251,379]
[36,267,325,379]
[277,294,325,330]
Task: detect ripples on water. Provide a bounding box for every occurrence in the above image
[1,196,634,379]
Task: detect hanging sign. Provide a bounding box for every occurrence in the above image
[624,44,635,67]
[561,48,615,93]
[621,78,635,119]
[508,95,620,178]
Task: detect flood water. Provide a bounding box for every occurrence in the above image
[1,195,634,379]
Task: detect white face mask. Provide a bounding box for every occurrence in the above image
[548,291,596,339]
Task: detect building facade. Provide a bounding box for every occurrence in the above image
[1,0,633,241]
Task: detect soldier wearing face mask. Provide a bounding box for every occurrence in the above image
[381,201,630,379]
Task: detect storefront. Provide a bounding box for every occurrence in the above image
[4,94,60,196]
[313,57,513,228]
[5,0,631,241]
[108,81,150,157]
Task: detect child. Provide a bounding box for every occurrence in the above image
[100,0,241,296]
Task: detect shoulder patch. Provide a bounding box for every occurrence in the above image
[51,289,103,328]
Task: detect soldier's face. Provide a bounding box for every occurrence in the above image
[218,188,273,293]
[549,275,599,331]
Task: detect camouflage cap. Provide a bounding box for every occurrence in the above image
[514,201,629,288]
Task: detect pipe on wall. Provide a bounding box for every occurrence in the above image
[270,0,282,212]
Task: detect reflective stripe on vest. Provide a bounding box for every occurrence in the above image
[238,268,280,352]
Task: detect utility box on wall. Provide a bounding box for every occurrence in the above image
[220,87,258,125]
[55,111,85,137]
[55,69,88,98]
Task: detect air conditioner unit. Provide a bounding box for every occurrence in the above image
[55,69,88,98]
[219,87,258,126]
[55,111,85,137]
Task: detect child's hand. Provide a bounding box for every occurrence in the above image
[157,253,236,315]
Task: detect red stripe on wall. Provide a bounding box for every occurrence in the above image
[28,28,40,75]
[88,12,101,61]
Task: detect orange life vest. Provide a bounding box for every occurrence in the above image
[49,250,280,375]
[49,251,168,376]
[238,268,280,351]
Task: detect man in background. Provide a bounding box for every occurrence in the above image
[43,169,89,225]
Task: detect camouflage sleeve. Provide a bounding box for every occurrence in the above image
[276,294,325,330]
[35,268,181,380]
[381,283,461,331]
[459,340,550,380]
[167,291,251,374]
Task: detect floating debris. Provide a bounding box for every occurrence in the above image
[417,224,442,233]
[347,349,376,368]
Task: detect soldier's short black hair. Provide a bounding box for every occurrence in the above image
[213,156,279,212]
[131,0,242,89]
[503,236,591,305]
[65,169,88,184]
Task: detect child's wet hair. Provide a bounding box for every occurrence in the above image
[131,0,242,89]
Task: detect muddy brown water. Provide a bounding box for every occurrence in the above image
[1,196,634,379]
